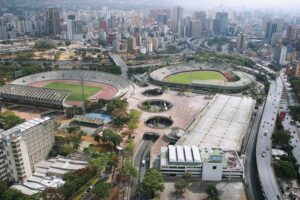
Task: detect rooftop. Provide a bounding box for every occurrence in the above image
[176,94,255,151]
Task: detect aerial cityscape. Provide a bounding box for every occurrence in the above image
[0,0,300,200]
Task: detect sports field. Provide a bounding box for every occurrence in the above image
[164,70,226,84]
[44,82,102,101]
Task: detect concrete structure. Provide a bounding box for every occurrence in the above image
[67,14,75,40]
[172,6,183,35]
[272,45,287,66]
[11,155,88,195]
[47,8,61,36]
[237,32,247,53]
[11,70,130,99]
[150,64,255,92]
[215,12,228,35]
[177,94,255,151]
[160,145,243,180]
[189,20,203,37]
[0,84,71,108]
[127,36,136,52]
[0,117,54,183]
[142,39,153,53]
[295,64,300,78]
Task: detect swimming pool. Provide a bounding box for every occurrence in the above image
[85,113,112,124]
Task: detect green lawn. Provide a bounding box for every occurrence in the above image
[44,82,101,101]
[164,70,226,84]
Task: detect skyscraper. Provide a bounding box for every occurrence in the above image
[237,32,247,53]
[48,8,61,36]
[272,45,287,66]
[189,20,203,37]
[265,21,278,44]
[172,6,183,35]
[127,36,136,52]
[215,12,228,35]
[67,14,75,40]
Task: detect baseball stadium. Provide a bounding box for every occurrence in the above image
[0,70,130,108]
[149,63,255,92]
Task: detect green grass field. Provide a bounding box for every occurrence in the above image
[164,70,226,84]
[44,82,102,101]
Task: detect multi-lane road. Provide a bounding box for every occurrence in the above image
[256,77,283,200]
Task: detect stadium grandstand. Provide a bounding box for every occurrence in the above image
[0,70,130,109]
[150,63,255,92]
[0,84,70,108]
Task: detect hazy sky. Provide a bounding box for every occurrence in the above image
[171,0,300,11]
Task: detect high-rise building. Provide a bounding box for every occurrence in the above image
[237,32,247,53]
[112,40,120,52]
[295,64,300,78]
[172,6,183,35]
[0,117,54,183]
[48,8,61,36]
[67,14,75,40]
[142,39,153,53]
[151,37,159,51]
[265,21,278,44]
[286,26,300,41]
[272,45,287,66]
[0,25,8,40]
[193,11,206,20]
[127,36,136,52]
[215,12,228,35]
[189,20,203,37]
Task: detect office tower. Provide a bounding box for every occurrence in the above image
[48,8,61,36]
[112,40,120,52]
[286,26,300,41]
[272,45,287,66]
[0,25,8,40]
[295,64,300,78]
[109,15,116,30]
[99,30,106,41]
[215,12,228,35]
[157,14,168,25]
[237,32,247,52]
[99,18,108,31]
[127,36,136,52]
[151,37,159,51]
[265,21,280,44]
[172,6,183,35]
[0,117,54,183]
[142,39,153,53]
[228,25,237,36]
[67,14,75,40]
[193,11,206,20]
[189,20,203,37]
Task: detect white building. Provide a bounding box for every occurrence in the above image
[142,39,153,53]
[160,145,243,181]
[272,45,287,66]
[0,117,55,183]
[67,14,76,40]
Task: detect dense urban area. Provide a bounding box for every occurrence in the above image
[0,0,300,200]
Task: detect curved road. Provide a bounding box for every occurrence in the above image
[256,77,283,200]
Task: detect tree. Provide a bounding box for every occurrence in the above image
[273,160,298,179]
[272,130,291,146]
[93,182,112,199]
[206,184,219,200]
[111,108,130,127]
[66,125,80,134]
[106,98,128,114]
[94,135,101,143]
[42,188,64,200]
[90,154,110,172]
[142,169,165,198]
[101,129,122,148]
[174,179,188,195]
[125,139,135,155]
[128,109,141,130]
[122,159,138,177]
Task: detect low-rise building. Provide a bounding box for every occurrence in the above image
[160,145,243,181]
